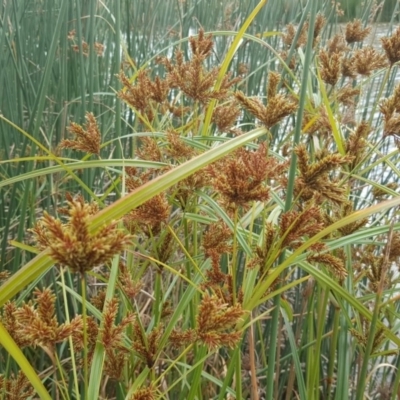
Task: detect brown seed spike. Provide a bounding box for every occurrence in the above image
[345,19,371,44]
[319,48,343,86]
[235,72,297,129]
[61,112,101,155]
[353,47,388,76]
[30,197,132,274]
[381,27,400,66]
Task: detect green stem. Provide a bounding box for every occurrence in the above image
[235,348,243,400]
[231,208,239,304]
[327,307,340,400]
[311,288,329,400]
[81,273,88,400]
[265,0,318,398]
[60,268,80,399]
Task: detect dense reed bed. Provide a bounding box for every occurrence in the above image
[1,0,400,399]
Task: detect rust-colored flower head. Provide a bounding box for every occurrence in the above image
[302,105,332,136]
[212,101,241,133]
[345,121,371,168]
[129,384,158,400]
[307,252,347,281]
[294,144,354,205]
[336,85,360,106]
[380,83,400,139]
[327,34,349,54]
[345,19,371,44]
[164,129,197,160]
[353,47,388,76]
[0,372,34,400]
[30,197,132,274]
[282,23,308,48]
[319,48,343,86]
[313,13,326,48]
[131,320,163,368]
[381,26,400,66]
[279,206,325,249]
[61,112,101,155]
[158,28,240,105]
[206,143,273,211]
[235,72,297,129]
[196,294,244,349]
[2,288,84,349]
[341,57,357,79]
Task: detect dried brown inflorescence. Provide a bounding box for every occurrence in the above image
[293,144,353,205]
[344,19,371,44]
[319,48,343,86]
[212,101,241,133]
[170,294,244,350]
[341,57,357,79]
[201,221,239,304]
[100,298,135,380]
[158,29,240,105]
[327,34,349,54]
[61,112,101,155]
[1,288,83,350]
[118,70,170,122]
[235,72,297,129]
[353,47,388,76]
[0,270,10,282]
[302,105,332,137]
[279,206,325,249]
[282,23,307,48]
[131,319,163,368]
[345,121,371,169]
[123,168,170,236]
[380,84,400,148]
[307,252,347,281]
[336,85,360,106]
[206,143,279,212]
[129,384,158,400]
[203,221,232,275]
[118,261,144,299]
[30,195,132,274]
[164,129,197,160]
[0,371,35,400]
[381,26,400,66]
[282,13,325,49]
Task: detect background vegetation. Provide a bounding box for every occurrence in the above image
[1,0,400,399]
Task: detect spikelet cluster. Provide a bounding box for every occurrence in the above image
[293,145,353,205]
[206,143,278,212]
[235,72,297,129]
[61,112,101,155]
[30,195,132,274]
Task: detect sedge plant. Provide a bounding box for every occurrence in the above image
[1,1,400,400]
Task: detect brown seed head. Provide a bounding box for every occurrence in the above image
[61,112,101,155]
[353,47,388,76]
[327,34,349,54]
[319,48,343,86]
[206,143,272,211]
[235,73,297,129]
[196,294,244,349]
[30,198,132,274]
[381,26,400,66]
[345,20,371,44]
[129,384,158,400]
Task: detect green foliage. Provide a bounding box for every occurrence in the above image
[1,1,400,400]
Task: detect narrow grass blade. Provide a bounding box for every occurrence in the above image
[0,321,52,400]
